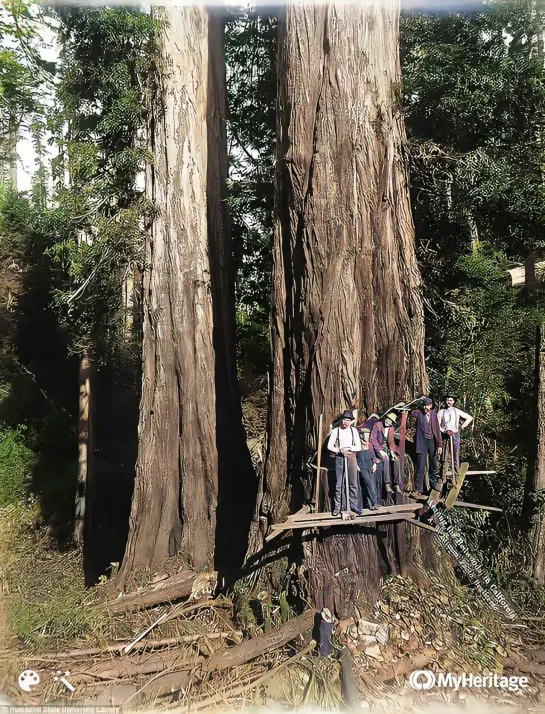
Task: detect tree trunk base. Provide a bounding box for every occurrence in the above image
[306,512,435,617]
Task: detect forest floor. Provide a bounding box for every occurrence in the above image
[0,501,545,713]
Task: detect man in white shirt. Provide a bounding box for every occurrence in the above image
[437,394,473,471]
[328,410,363,516]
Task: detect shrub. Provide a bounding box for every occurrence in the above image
[0,424,35,507]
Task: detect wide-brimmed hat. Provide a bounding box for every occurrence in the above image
[444,394,457,403]
[358,425,370,434]
[384,412,397,424]
[422,397,433,406]
[341,410,354,420]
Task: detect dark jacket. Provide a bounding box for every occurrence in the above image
[370,421,397,460]
[411,409,441,453]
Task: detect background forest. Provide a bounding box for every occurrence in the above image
[1,0,545,643]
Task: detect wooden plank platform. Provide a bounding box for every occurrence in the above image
[287,503,422,523]
[266,512,428,541]
[266,495,496,542]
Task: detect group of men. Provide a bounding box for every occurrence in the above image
[325,395,474,516]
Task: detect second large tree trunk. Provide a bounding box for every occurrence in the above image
[263,1,428,523]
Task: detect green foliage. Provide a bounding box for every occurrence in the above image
[47,7,160,359]
[0,424,35,506]
[0,7,160,543]
[226,8,276,374]
[0,0,49,167]
[437,247,538,451]
[402,2,545,272]
[0,155,80,535]
[402,2,545,531]
[236,307,270,376]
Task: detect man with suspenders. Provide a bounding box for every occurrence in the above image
[437,394,473,473]
[327,410,363,516]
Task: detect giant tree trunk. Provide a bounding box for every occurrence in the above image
[262,1,428,524]
[119,6,218,577]
[120,7,253,581]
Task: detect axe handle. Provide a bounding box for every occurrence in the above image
[314,414,324,511]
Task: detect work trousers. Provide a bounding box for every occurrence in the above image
[356,450,379,509]
[334,453,359,513]
[442,432,461,472]
[377,451,401,486]
[415,438,438,494]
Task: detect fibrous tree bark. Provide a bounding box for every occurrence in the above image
[120,6,254,581]
[120,6,218,577]
[262,0,428,524]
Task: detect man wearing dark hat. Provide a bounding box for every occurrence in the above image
[371,412,401,494]
[437,395,473,471]
[327,410,363,516]
[409,398,442,495]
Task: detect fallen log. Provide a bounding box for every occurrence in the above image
[25,632,244,661]
[142,669,192,699]
[340,646,360,708]
[203,609,315,673]
[105,571,199,613]
[172,640,316,712]
[70,651,203,683]
[70,612,314,691]
[142,609,317,702]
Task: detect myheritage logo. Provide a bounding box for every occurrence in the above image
[410,670,435,690]
[409,670,529,692]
